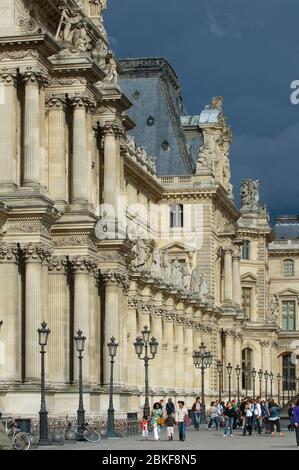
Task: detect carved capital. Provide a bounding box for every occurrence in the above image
[48,256,68,273]
[0,68,18,85]
[99,120,124,137]
[101,269,128,293]
[22,67,50,87]
[69,94,96,112]
[46,94,67,110]
[70,256,98,275]
[0,243,19,263]
[22,243,52,263]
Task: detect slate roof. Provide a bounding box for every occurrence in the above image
[273,215,299,240]
[119,58,201,176]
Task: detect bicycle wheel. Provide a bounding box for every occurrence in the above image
[83,429,101,443]
[13,432,31,451]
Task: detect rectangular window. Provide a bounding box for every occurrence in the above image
[170,204,184,228]
[242,241,250,260]
[282,300,296,331]
[242,287,252,320]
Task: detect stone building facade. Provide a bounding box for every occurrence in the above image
[0,0,297,418]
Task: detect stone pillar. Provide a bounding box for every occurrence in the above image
[102,270,125,386]
[223,248,233,303]
[0,243,21,382]
[71,256,97,383]
[70,95,94,204]
[47,95,67,204]
[184,324,194,395]
[232,253,241,306]
[22,69,45,187]
[48,257,69,385]
[23,243,50,382]
[174,318,184,393]
[0,69,17,188]
[89,268,101,385]
[224,329,235,392]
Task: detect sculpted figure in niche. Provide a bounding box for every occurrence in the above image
[150,245,161,277]
[182,261,191,290]
[162,250,172,284]
[72,22,92,51]
[240,179,260,209]
[269,295,279,322]
[56,9,82,42]
[91,39,108,67]
[171,257,183,288]
[103,51,118,83]
[190,267,208,300]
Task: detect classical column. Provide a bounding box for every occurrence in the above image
[47,95,67,204]
[71,256,97,383]
[232,253,241,306]
[70,95,95,204]
[100,120,124,216]
[102,270,126,386]
[23,243,50,382]
[174,317,184,393]
[184,323,194,394]
[89,269,101,385]
[0,243,21,382]
[0,69,18,188]
[223,248,233,303]
[22,69,46,187]
[48,257,69,385]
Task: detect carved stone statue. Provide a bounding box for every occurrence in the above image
[199,274,208,298]
[171,257,183,288]
[240,179,260,210]
[72,22,92,52]
[90,0,108,17]
[182,261,191,290]
[131,237,148,271]
[162,250,172,284]
[103,51,118,83]
[190,267,208,300]
[150,245,161,277]
[212,96,223,110]
[56,9,82,42]
[268,295,279,323]
[91,39,108,67]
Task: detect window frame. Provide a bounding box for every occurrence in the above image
[281,299,296,331]
[283,259,294,277]
[241,240,250,260]
[170,204,184,228]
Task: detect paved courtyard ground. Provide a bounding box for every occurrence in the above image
[38,427,299,451]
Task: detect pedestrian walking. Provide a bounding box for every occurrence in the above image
[207,401,219,430]
[164,413,176,441]
[242,400,254,436]
[268,399,284,437]
[223,401,236,437]
[176,401,188,442]
[253,397,262,435]
[293,398,299,446]
[192,397,202,430]
[166,398,175,416]
[151,402,163,440]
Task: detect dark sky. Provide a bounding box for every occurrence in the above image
[105,0,299,219]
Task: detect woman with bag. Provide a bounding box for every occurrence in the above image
[151,402,163,440]
[175,401,188,442]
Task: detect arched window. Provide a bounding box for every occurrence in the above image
[242,240,250,260]
[242,348,252,389]
[283,259,294,277]
[282,354,296,391]
[170,204,183,228]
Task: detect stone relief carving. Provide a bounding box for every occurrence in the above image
[122,136,157,176]
[268,294,279,323]
[171,256,183,288]
[150,245,161,277]
[162,249,172,284]
[55,9,92,53]
[182,261,191,291]
[4,221,50,237]
[52,235,96,250]
[240,179,260,210]
[102,51,118,83]
[190,267,208,301]
[16,0,41,34]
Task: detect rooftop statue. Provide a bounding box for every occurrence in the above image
[240,179,260,210]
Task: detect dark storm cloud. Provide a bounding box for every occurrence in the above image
[106,0,299,218]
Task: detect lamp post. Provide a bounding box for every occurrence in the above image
[107,337,118,438]
[192,342,213,424]
[258,369,263,398]
[282,374,285,405]
[74,329,86,438]
[134,326,158,418]
[264,371,269,401]
[227,363,233,402]
[269,372,274,398]
[244,366,250,398]
[216,360,223,402]
[277,373,281,404]
[291,377,296,399]
[37,321,51,446]
[251,368,257,400]
[235,365,241,406]
[287,373,290,402]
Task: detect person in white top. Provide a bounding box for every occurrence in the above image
[243,400,254,436]
[253,397,262,435]
[175,401,188,441]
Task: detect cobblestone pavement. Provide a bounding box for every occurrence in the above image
[38,427,299,451]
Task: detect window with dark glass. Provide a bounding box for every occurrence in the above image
[241,240,250,260]
[282,300,296,331]
[283,259,294,277]
[242,287,252,320]
[170,204,183,228]
[282,354,296,391]
[242,348,252,389]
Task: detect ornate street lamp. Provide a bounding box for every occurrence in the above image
[277,373,281,404]
[251,368,257,400]
[258,369,263,397]
[216,360,223,402]
[134,326,158,418]
[235,365,241,406]
[107,337,118,438]
[264,370,269,401]
[193,342,213,424]
[227,363,233,401]
[74,329,86,439]
[269,372,274,398]
[37,321,51,446]
[244,366,250,398]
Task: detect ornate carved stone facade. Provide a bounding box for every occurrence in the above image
[0,0,297,418]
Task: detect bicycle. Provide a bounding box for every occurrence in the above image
[1,417,31,450]
[66,420,101,443]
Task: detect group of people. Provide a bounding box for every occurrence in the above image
[140,399,189,442]
[139,396,299,446]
